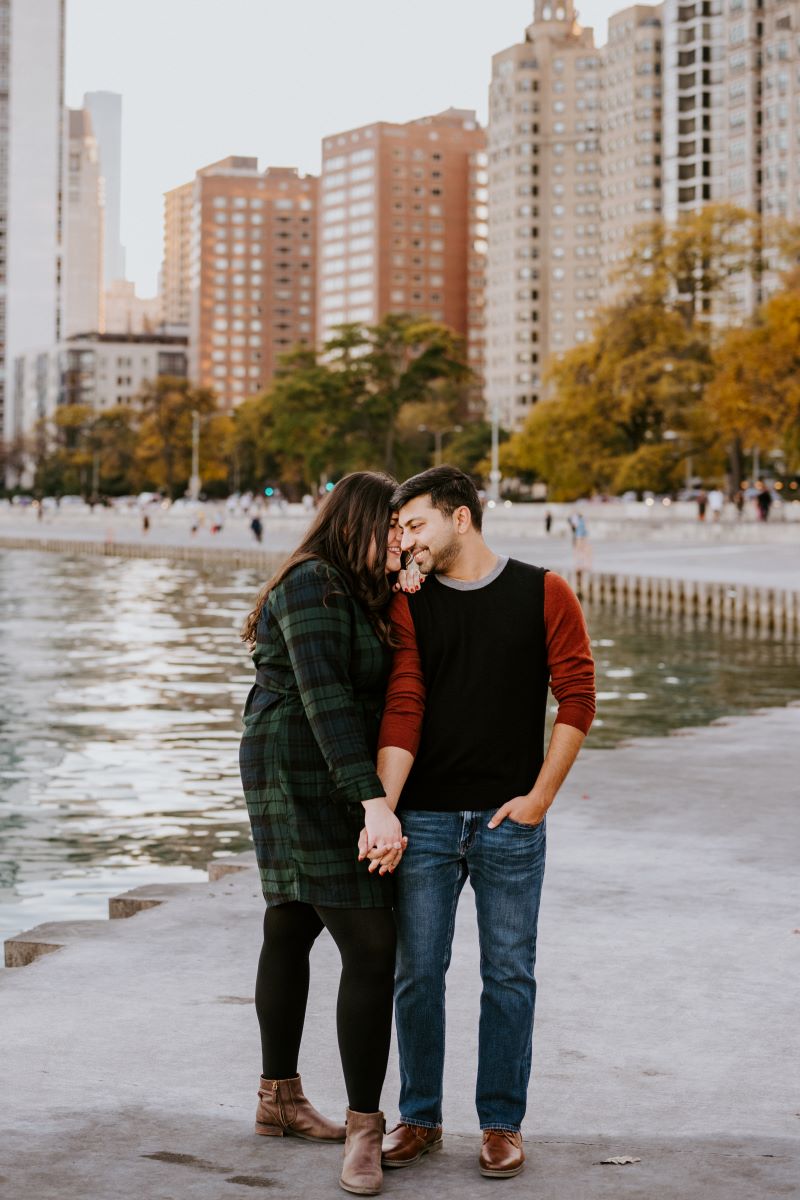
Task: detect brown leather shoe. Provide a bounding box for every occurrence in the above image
[340,1108,385,1195]
[381,1121,443,1168]
[479,1129,525,1178]
[255,1074,346,1142]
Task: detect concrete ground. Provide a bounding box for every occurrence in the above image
[2,706,799,1199]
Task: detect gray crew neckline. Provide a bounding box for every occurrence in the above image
[435,555,509,591]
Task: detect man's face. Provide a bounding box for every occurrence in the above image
[398,494,460,575]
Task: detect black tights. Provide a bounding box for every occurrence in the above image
[255,902,396,1113]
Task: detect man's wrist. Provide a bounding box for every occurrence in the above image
[526,788,555,810]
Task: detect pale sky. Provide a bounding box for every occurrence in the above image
[66,0,621,296]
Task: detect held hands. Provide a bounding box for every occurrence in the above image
[358,798,407,874]
[487,792,551,829]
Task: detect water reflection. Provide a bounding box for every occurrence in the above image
[0,551,256,943]
[0,550,798,944]
[583,605,800,745]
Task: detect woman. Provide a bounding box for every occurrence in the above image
[239,472,418,1197]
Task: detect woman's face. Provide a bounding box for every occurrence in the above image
[386,513,403,574]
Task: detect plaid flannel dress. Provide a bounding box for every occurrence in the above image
[239,559,393,908]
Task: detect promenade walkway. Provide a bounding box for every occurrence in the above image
[2,706,798,1199]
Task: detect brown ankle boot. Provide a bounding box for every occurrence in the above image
[340,1108,385,1196]
[255,1074,346,1142]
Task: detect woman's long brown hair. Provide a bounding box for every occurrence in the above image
[241,471,398,647]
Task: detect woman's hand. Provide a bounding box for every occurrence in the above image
[394,554,425,593]
[358,829,408,874]
[359,798,405,874]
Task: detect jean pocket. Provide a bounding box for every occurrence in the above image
[505,815,546,833]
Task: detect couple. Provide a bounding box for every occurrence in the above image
[239,466,596,1194]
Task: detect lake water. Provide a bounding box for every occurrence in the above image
[1,549,798,947]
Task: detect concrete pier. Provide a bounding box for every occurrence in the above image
[2,706,798,1198]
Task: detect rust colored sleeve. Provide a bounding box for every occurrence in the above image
[545,572,596,735]
[378,592,426,756]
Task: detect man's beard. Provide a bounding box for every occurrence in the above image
[426,539,460,574]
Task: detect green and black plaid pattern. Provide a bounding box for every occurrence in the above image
[239,560,394,908]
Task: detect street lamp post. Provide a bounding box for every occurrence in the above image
[418,424,463,467]
[663,429,693,493]
[489,401,501,503]
[189,409,201,501]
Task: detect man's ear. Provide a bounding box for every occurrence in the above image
[454,505,472,533]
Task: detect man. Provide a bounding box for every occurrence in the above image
[373,466,595,1180]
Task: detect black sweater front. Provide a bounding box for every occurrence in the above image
[399,559,548,813]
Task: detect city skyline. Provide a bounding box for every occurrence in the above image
[65,0,628,295]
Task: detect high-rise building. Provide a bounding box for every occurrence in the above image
[104,280,161,335]
[661,0,800,315]
[161,180,193,327]
[661,0,722,224]
[759,0,800,229]
[486,1,602,433]
[601,5,664,305]
[2,0,66,443]
[318,109,486,364]
[186,157,317,410]
[63,108,104,338]
[83,91,125,286]
[14,331,187,433]
[726,0,800,305]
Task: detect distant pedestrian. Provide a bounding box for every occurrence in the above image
[568,512,578,544]
[756,483,773,522]
[573,512,592,573]
[250,515,263,544]
[696,489,708,521]
[734,489,745,519]
[708,488,724,523]
[544,510,553,535]
[142,513,150,535]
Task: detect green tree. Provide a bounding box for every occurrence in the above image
[314,316,472,474]
[233,316,473,491]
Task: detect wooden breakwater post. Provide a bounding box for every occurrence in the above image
[566,568,799,638]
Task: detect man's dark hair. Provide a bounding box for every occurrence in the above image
[392,465,483,532]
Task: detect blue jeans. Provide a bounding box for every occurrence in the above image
[394,809,546,1132]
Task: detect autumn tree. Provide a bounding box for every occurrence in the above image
[707,287,800,483]
[133,378,222,499]
[617,204,763,333]
[502,299,716,500]
[33,404,96,496]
